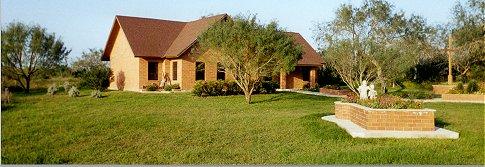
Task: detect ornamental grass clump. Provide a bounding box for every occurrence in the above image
[68,86,80,97]
[46,84,58,96]
[91,90,102,98]
[62,81,72,93]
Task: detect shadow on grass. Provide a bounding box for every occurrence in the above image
[252,92,339,104]
[435,118,450,128]
[1,104,15,111]
[299,112,352,141]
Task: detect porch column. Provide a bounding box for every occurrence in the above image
[280,71,287,89]
[310,68,317,86]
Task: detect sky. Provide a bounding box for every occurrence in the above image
[2,0,464,63]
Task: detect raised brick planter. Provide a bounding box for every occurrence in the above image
[442,94,485,102]
[432,85,456,94]
[334,101,435,131]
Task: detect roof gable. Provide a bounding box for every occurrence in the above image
[103,14,226,60]
[286,32,324,66]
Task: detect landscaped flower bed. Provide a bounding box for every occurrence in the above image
[334,101,435,131]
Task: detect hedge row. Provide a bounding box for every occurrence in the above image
[193,80,279,96]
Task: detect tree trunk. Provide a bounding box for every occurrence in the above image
[25,77,31,93]
[244,91,252,104]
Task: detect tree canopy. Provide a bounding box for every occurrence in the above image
[1,22,71,93]
[315,0,434,94]
[449,0,485,81]
[196,15,302,104]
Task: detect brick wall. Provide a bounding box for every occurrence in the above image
[180,50,233,90]
[442,94,485,102]
[334,101,435,131]
[432,85,456,94]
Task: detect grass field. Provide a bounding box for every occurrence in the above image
[1,91,484,164]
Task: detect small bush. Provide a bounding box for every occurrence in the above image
[46,84,58,95]
[62,81,71,93]
[91,90,102,98]
[303,83,319,92]
[146,83,159,91]
[163,84,180,91]
[466,79,479,94]
[449,82,465,94]
[68,86,80,97]
[116,71,125,91]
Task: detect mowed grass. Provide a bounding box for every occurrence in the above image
[1,91,484,164]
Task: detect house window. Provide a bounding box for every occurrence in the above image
[196,61,205,80]
[172,61,178,81]
[148,62,158,80]
[217,63,225,80]
[302,68,310,81]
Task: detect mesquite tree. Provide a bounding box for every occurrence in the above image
[449,0,485,80]
[315,0,434,94]
[1,22,70,93]
[196,15,302,104]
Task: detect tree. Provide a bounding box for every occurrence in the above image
[72,48,106,72]
[315,0,434,94]
[196,15,302,104]
[1,22,71,93]
[449,0,485,81]
[73,49,112,91]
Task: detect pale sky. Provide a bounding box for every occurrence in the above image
[2,0,464,63]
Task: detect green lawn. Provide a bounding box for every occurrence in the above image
[1,91,484,164]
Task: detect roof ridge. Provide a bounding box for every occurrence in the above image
[116,15,188,24]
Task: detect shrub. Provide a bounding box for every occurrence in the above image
[116,71,125,91]
[46,84,58,95]
[466,79,479,94]
[62,81,71,93]
[389,90,433,99]
[91,90,102,98]
[449,82,465,94]
[480,82,485,94]
[163,84,180,91]
[303,83,320,92]
[193,80,247,96]
[255,80,279,94]
[146,83,159,91]
[79,66,113,91]
[68,86,80,97]
[343,94,422,109]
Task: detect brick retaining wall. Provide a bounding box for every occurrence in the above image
[442,94,485,102]
[334,101,435,131]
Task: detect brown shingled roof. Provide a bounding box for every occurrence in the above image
[102,14,227,60]
[286,32,324,66]
[102,14,323,67]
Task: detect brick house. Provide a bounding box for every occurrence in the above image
[102,14,323,91]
